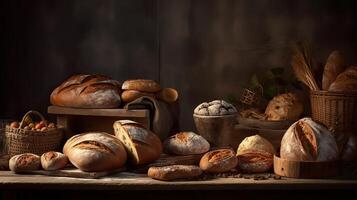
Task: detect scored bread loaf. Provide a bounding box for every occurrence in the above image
[121,90,155,103]
[164,132,210,155]
[148,165,202,181]
[41,151,68,171]
[329,66,357,92]
[113,120,162,165]
[122,79,161,93]
[9,153,41,173]
[50,74,121,108]
[63,132,127,172]
[322,51,345,90]
[199,149,238,173]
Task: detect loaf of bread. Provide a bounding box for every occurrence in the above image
[50,74,121,108]
[322,51,345,90]
[41,151,68,171]
[121,90,155,103]
[156,88,179,103]
[280,118,339,161]
[164,132,210,155]
[236,135,275,173]
[9,153,41,173]
[63,132,127,172]
[329,66,357,92]
[148,165,202,181]
[113,120,162,165]
[265,93,303,121]
[199,149,238,173]
[122,79,161,93]
[194,100,237,116]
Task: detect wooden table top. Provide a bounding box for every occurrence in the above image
[1,171,357,190]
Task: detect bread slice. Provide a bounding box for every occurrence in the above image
[113,120,162,165]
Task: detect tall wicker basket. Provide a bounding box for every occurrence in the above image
[5,110,63,156]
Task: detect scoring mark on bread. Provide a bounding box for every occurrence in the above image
[73,140,115,154]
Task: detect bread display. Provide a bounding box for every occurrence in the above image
[41,151,68,171]
[148,165,202,181]
[113,120,162,165]
[63,132,127,172]
[199,149,238,173]
[236,135,275,173]
[50,74,121,108]
[194,100,237,116]
[121,90,155,103]
[265,93,303,121]
[280,118,339,162]
[9,153,41,173]
[322,51,345,90]
[328,66,357,92]
[163,132,210,155]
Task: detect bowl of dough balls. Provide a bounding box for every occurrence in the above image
[193,100,238,147]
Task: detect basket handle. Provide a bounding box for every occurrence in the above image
[19,110,45,129]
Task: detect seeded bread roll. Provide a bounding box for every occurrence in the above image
[148,165,202,181]
[41,151,68,171]
[199,149,238,173]
[122,79,161,93]
[63,132,127,172]
[113,120,162,165]
[9,153,41,173]
[164,132,210,155]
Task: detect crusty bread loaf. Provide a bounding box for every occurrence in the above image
[322,51,345,90]
[41,151,68,171]
[236,135,275,173]
[329,66,357,92]
[199,149,238,173]
[280,118,339,161]
[148,165,202,181]
[50,74,121,108]
[122,79,161,93]
[265,93,303,121]
[164,132,210,155]
[194,100,237,116]
[121,90,155,103]
[156,88,179,103]
[63,132,127,172]
[9,153,41,173]
[113,120,162,165]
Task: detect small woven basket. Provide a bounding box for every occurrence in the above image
[5,110,63,156]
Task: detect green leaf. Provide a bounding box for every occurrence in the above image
[270,67,284,76]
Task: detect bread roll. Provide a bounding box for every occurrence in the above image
[199,149,238,173]
[164,132,210,155]
[9,153,41,173]
[122,79,161,93]
[113,120,162,165]
[341,134,357,161]
[329,66,357,92]
[322,51,345,90]
[63,132,127,172]
[41,151,68,171]
[236,135,275,173]
[280,118,339,161]
[265,93,303,121]
[121,90,155,103]
[156,88,179,103]
[148,165,202,181]
[50,74,121,108]
[194,100,237,116]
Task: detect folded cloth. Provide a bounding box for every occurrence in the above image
[124,96,180,140]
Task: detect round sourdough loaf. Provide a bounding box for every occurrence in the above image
[164,132,210,155]
[265,93,303,121]
[63,132,127,172]
[236,135,275,173]
[113,120,162,165]
[329,66,357,92]
[122,79,161,93]
[50,74,121,108]
[9,153,41,173]
[148,165,202,181]
[280,118,339,161]
[121,90,155,103]
[199,149,238,173]
[41,151,68,171]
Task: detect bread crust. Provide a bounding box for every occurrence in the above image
[121,90,155,103]
[329,66,357,92]
[265,93,303,121]
[164,132,210,155]
[322,51,345,90]
[148,165,202,181]
[122,79,161,93]
[199,149,238,173]
[9,153,41,173]
[41,151,68,171]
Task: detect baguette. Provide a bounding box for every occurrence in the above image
[122,79,161,93]
[322,51,345,90]
[148,165,202,181]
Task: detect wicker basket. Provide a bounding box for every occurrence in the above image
[5,110,63,156]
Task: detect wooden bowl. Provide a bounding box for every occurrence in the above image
[274,155,340,179]
[237,116,294,130]
[193,114,237,147]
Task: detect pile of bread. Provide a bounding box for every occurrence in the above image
[50,74,178,108]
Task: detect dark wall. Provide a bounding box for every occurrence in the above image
[1,0,357,130]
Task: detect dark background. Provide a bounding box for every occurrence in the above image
[1,0,357,130]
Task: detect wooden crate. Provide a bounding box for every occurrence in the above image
[48,106,150,139]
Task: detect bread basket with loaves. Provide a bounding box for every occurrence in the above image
[5,110,63,156]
